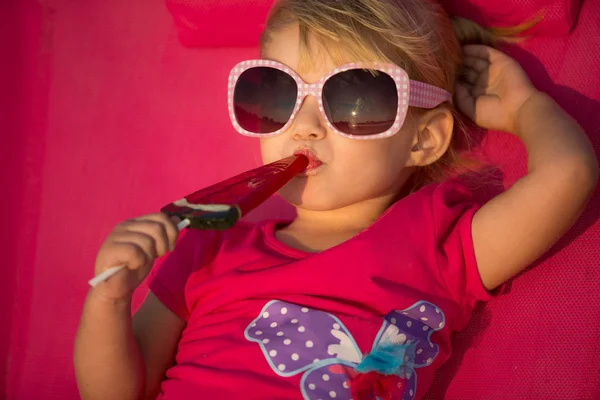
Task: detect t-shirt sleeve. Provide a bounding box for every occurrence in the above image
[430,181,494,308]
[147,228,221,321]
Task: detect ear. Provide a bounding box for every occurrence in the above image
[405,108,454,167]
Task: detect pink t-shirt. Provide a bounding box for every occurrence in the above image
[148,181,492,400]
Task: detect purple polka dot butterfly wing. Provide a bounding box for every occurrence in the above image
[244,300,362,378]
[369,300,446,400]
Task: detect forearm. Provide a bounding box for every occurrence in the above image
[515,92,598,213]
[74,289,145,400]
[516,92,598,178]
[507,92,597,249]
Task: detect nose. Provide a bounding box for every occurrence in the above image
[289,96,327,141]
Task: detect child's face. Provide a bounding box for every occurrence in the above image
[260,23,419,211]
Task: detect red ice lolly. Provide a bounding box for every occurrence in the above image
[161,155,308,230]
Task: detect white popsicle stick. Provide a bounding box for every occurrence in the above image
[88,218,191,287]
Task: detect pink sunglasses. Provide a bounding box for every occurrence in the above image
[228,59,452,140]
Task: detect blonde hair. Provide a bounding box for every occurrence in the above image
[261,0,535,188]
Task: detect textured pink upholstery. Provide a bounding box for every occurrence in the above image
[166,0,584,48]
[4,0,599,398]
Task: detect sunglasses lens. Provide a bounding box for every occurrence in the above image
[233,67,297,134]
[323,69,398,136]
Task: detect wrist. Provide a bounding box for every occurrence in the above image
[88,287,134,309]
[512,90,552,136]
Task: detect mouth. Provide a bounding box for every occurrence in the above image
[293,148,324,174]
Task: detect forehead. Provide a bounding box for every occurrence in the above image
[261,23,358,82]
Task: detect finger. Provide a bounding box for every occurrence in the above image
[463,45,503,63]
[137,213,180,251]
[472,84,489,99]
[463,56,489,73]
[121,220,170,256]
[119,213,179,252]
[454,82,476,121]
[112,231,158,267]
[107,241,149,271]
[461,68,480,85]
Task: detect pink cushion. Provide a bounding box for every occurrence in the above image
[166,0,584,48]
[5,0,599,399]
[166,0,273,48]
[442,0,583,35]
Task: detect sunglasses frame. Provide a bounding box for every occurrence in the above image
[228,59,452,140]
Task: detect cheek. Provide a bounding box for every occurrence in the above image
[259,137,282,164]
[334,136,412,177]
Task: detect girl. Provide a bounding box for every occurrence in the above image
[74,0,598,399]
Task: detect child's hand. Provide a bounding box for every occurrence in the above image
[93,213,180,300]
[455,45,538,134]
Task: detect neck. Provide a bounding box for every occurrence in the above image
[290,173,416,234]
[291,193,399,235]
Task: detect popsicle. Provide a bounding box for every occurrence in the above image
[160,154,308,229]
[88,155,308,287]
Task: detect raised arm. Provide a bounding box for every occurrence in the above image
[455,45,599,290]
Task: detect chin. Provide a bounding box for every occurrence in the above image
[278,184,355,212]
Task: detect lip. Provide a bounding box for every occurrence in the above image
[293,148,324,175]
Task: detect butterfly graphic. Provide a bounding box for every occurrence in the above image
[244,300,445,400]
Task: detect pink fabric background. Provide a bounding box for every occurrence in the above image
[3,0,599,398]
[167,0,583,48]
